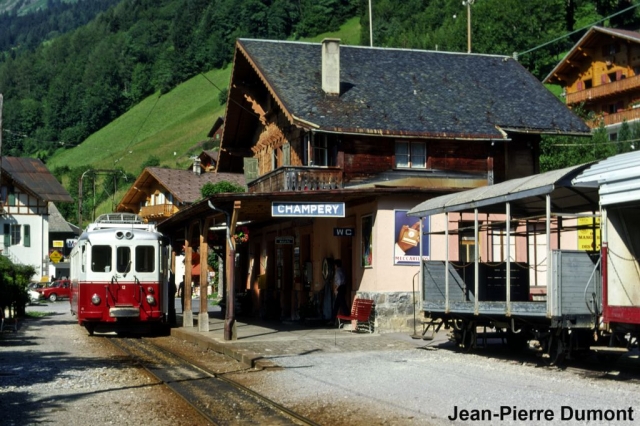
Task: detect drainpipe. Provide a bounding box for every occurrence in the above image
[208,200,236,340]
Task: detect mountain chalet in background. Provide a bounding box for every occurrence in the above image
[545,26,640,140]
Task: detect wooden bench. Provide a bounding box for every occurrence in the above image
[337,298,374,333]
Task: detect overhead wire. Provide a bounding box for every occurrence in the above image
[518,2,640,57]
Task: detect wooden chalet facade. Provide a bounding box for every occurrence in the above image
[545,26,640,137]
[116,164,245,223]
[159,38,589,335]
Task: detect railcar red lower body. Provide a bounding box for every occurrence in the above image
[71,280,166,335]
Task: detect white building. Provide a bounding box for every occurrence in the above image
[0,157,73,280]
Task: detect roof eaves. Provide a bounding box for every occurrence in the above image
[236,40,297,127]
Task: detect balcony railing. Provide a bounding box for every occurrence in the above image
[566,74,640,105]
[139,204,178,220]
[248,166,343,193]
[586,107,640,128]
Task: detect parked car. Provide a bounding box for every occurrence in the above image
[28,282,48,290]
[28,289,41,303]
[37,279,71,302]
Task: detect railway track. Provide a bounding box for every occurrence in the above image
[106,336,321,426]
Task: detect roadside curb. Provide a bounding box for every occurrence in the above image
[170,327,280,371]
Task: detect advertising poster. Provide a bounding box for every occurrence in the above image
[394,210,429,265]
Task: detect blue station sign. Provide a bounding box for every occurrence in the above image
[272,202,345,217]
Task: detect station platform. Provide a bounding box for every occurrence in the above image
[171,306,448,370]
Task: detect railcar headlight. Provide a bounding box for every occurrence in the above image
[115,231,124,239]
[146,295,156,305]
[147,287,154,294]
[125,231,133,239]
[91,294,101,305]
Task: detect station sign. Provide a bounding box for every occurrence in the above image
[275,236,294,245]
[333,227,355,237]
[272,202,345,217]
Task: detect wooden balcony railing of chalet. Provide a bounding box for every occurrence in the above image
[248,166,343,193]
[566,73,640,105]
[586,107,640,128]
[139,204,178,220]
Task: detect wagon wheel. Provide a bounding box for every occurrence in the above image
[506,329,528,352]
[454,321,475,352]
[548,335,566,366]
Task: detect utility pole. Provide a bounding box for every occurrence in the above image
[78,169,127,228]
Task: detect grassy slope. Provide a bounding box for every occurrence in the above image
[47,16,361,216]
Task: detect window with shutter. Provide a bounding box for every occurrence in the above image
[3,224,10,247]
[282,143,291,166]
[24,225,30,247]
[243,157,259,182]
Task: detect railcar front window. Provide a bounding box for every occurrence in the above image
[136,246,155,272]
[92,245,112,272]
[117,247,132,273]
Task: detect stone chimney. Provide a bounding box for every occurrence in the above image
[192,158,202,175]
[322,38,340,95]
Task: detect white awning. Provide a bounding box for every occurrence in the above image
[573,150,640,206]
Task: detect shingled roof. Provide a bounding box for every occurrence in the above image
[234,39,589,140]
[1,157,73,202]
[118,167,246,208]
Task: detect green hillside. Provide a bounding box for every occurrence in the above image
[48,16,361,174]
[47,67,231,173]
[46,16,362,219]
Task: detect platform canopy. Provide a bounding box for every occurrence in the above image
[572,150,640,207]
[408,164,600,218]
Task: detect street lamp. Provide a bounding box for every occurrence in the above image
[463,0,475,53]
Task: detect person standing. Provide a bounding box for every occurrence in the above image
[331,259,348,322]
[178,280,185,312]
[166,272,176,324]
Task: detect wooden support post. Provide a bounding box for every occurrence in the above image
[224,201,241,341]
[183,226,194,327]
[199,217,212,332]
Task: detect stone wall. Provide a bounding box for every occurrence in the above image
[355,291,418,334]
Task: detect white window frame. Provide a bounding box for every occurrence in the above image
[10,224,21,245]
[395,141,427,169]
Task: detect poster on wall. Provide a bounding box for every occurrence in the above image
[394,210,429,265]
[362,214,373,268]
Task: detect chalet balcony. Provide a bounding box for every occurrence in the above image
[566,73,640,105]
[248,166,343,193]
[139,204,178,220]
[586,107,640,128]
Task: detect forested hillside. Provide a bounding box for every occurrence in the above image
[0,0,118,51]
[1,0,640,224]
[1,0,639,163]
[0,0,358,161]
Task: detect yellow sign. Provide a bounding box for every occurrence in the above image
[53,240,64,248]
[577,217,601,251]
[49,250,63,263]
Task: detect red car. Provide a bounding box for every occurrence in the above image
[37,280,71,302]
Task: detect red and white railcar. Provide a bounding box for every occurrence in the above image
[70,213,169,335]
